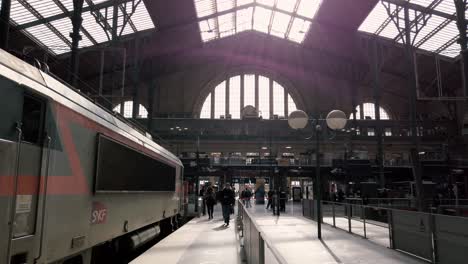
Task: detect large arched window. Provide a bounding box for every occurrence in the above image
[200,74,298,119]
[350,103,390,120]
[113,101,148,118]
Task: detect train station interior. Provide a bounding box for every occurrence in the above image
[1,0,468,263]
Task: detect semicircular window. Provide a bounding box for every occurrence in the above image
[200,74,298,119]
[113,101,148,118]
[351,103,390,120]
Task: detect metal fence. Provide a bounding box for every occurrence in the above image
[303,199,468,264]
[237,201,287,264]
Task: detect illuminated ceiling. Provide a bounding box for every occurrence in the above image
[8,0,155,55]
[359,0,464,59]
[194,0,323,44]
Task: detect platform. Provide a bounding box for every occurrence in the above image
[246,202,425,264]
[131,207,242,264]
[132,201,427,264]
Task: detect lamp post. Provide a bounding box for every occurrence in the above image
[288,110,347,240]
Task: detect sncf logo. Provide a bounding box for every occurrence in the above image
[91,202,107,224]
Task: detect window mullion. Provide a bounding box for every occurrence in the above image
[211,91,215,119]
[269,77,274,118]
[255,74,259,110]
[284,90,288,117]
[226,77,230,118]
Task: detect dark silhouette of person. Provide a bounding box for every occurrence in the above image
[205,186,216,219]
[219,184,235,227]
[266,190,274,209]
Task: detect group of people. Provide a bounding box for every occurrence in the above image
[266,189,287,215]
[200,184,235,227]
[240,187,253,207]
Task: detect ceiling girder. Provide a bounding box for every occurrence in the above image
[15,0,135,30]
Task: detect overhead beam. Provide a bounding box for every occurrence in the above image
[381,0,461,21]
[15,0,134,30]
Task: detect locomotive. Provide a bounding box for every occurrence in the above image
[0,49,184,264]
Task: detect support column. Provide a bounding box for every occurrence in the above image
[404,6,423,211]
[255,74,259,110]
[69,0,85,87]
[132,39,141,119]
[147,79,155,132]
[269,78,274,118]
[0,0,11,50]
[454,0,468,95]
[225,77,230,118]
[371,40,385,188]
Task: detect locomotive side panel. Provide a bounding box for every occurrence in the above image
[40,103,181,263]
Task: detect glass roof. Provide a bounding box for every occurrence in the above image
[194,0,322,43]
[9,0,155,55]
[358,0,463,59]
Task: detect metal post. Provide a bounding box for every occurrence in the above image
[0,0,11,50]
[371,39,385,188]
[454,0,468,95]
[147,79,156,132]
[404,5,424,212]
[332,202,336,227]
[69,0,84,88]
[195,136,200,214]
[316,123,322,239]
[259,233,265,264]
[362,205,367,238]
[98,50,105,96]
[348,204,352,233]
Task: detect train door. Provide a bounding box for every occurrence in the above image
[8,92,47,264]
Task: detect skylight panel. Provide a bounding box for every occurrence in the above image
[28,0,64,17]
[132,1,156,31]
[440,42,460,58]
[419,21,458,52]
[26,24,68,55]
[238,0,254,6]
[237,7,253,32]
[10,2,36,24]
[199,18,217,42]
[217,0,235,12]
[297,0,322,19]
[81,12,110,43]
[359,1,461,59]
[194,0,322,44]
[257,0,275,7]
[277,0,298,13]
[218,12,236,38]
[253,7,272,33]
[358,3,389,34]
[288,18,311,43]
[271,12,291,38]
[195,0,216,18]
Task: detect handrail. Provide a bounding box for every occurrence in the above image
[238,200,288,264]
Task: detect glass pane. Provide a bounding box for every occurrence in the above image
[273,81,285,117]
[244,74,255,107]
[253,7,272,33]
[287,94,297,114]
[230,76,241,119]
[200,93,212,118]
[258,75,270,119]
[139,105,148,118]
[123,101,133,118]
[271,12,291,38]
[214,82,226,118]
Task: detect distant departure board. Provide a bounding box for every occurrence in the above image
[95,134,176,192]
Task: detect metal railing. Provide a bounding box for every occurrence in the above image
[304,200,468,264]
[237,200,287,264]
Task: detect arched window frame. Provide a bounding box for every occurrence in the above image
[198,73,299,120]
[113,101,149,119]
[350,102,391,120]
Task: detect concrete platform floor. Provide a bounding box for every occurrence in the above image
[248,202,425,264]
[131,206,242,264]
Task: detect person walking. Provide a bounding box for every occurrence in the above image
[244,187,253,208]
[266,190,273,209]
[204,186,216,219]
[219,184,235,227]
